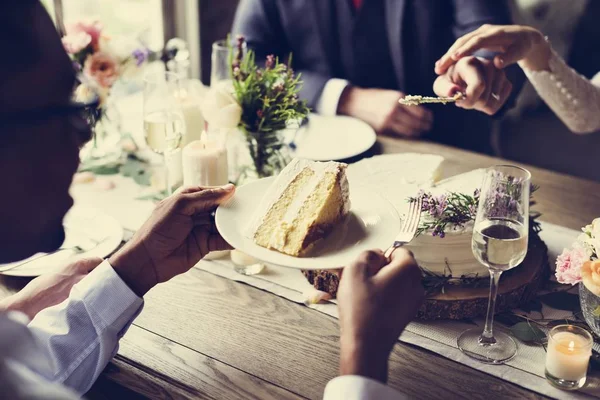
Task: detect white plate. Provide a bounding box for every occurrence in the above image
[291,114,376,161]
[0,206,123,277]
[215,177,399,270]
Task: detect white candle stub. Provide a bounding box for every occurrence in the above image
[178,89,204,145]
[182,133,228,187]
[545,331,592,381]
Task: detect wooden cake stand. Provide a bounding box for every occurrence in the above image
[418,233,550,320]
[303,234,550,321]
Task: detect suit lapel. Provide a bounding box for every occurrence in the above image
[311,0,336,74]
[385,0,406,89]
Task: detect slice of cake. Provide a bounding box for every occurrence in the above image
[246,158,351,257]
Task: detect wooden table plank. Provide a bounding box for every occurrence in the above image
[131,267,550,399]
[103,325,304,400]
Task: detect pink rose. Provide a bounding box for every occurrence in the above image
[67,20,103,51]
[61,31,91,54]
[83,52,119,88]
[555,246,589,285]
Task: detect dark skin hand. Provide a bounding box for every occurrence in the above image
[337,248,425,383]
[110,184,235,297]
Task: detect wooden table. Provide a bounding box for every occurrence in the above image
[2,137,600,399]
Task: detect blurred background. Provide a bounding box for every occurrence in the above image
[42,0,600,182]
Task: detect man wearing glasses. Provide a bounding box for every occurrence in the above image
[0,2,423,399]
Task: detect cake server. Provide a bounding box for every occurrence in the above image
[384,196,422,259]
[398,92,464,106]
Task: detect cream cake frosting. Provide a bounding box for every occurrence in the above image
[405,169,486,277]
[246,158,350,257]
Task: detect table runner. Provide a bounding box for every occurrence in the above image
[197,221,599,399]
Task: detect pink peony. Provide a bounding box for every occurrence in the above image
[83,52,119,88]
[62,31,92,54]
[555,246,589,285]
[67,20,103,51]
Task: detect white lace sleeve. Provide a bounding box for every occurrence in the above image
[521,49,600,134]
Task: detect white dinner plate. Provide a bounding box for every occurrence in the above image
[290,114,376,161]
[215,177,399,270]
[0,206,123,277]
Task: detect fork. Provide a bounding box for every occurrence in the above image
[0,237,107,273]
[384,196,423,259]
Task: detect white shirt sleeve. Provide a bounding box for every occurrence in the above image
[521,49,600,134]
[316,78,350,116]
[26,260,143,395]
[324,375,407,400]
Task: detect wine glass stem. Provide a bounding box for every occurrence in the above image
[164,152,172,196]
[481,269,502,343]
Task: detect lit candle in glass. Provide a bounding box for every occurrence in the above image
[182,130,228,187]
[545,325,593,390]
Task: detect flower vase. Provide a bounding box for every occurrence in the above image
[579,282,600,337]
[234,128,292,185]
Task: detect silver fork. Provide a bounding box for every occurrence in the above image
[384,196,423,259]
[0,237,107,273]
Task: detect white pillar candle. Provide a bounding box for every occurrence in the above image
[176,86,205,146]
[179,96,204,145]
[545,327,592,384]
[182,132,228,187]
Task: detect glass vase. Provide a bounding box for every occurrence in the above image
[579,282,600,337]
[234,128,292,185]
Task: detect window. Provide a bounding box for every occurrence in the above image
[42,0,200,78]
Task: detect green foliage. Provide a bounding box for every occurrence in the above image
[510,321,546,344]
[229,36,309,177]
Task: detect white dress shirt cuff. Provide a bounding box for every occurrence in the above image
[316,78,350,116]
[71,260,144,335]
[324,375,406,400]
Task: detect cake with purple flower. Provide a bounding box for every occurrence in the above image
[303,165,548,320]
[405,170,486,278]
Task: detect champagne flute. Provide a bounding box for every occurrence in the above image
[143,71,186,196]
[210,38,246,87]
[457,165,531,364]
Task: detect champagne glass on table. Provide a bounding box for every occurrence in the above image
[143,71,186,196]
[457,165,531,364]
[210,38,247,87]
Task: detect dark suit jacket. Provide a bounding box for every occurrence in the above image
[232,0,525,154]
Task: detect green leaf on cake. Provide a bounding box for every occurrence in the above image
[539,292,581,313]
[510,321,546,344]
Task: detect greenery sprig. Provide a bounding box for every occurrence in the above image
[408,184,541,239]
[228,36,309,178]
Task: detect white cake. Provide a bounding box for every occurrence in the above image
[246,158,350,257]
[405,169,486,277]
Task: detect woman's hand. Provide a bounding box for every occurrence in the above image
[435,24,552,74]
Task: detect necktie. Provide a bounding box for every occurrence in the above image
[352,0,363,10]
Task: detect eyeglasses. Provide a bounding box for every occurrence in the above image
[0,98,100,146]
[0,98,101,126]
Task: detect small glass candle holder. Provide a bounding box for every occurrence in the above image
[545,325,593,391]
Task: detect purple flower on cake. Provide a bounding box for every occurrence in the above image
[555,246,589,285]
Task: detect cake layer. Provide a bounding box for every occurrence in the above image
[247,158,350,257]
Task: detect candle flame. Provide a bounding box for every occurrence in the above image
[200,130,208,149]
[568,340,575,351]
